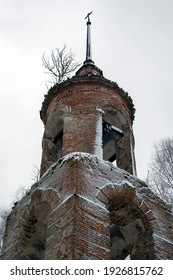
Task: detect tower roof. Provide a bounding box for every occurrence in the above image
[76,12,103,76]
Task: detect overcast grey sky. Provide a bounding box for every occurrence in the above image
[0,0,173,209]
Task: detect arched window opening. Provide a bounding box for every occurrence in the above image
[102,120,123,163]
[53,129,63,160]
[50,117,64,161]
[22,202,51,260]
[40,113,65,175]
[109,197,153,260]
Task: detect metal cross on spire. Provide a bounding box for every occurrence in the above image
[85,11,93,23]
[84,11,94,65]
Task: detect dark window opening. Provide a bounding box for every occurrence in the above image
[53,130,63,160]
[103,120,123,163]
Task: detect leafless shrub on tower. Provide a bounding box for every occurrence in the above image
[42,45,80,86]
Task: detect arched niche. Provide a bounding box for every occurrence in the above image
[101,106,135,174]
[102,107,126,164]
[20,202,51,259]
[96,183,158,260]
[103,106,127,128]
[109,197,154,259]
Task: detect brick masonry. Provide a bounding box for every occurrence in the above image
[1,153,173,259]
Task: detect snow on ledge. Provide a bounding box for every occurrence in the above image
[60,152,98,164]
[153,234,173,246]
[40,152,144,188]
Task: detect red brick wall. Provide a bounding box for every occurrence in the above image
[40,76,136,176]
[1,154,173,260]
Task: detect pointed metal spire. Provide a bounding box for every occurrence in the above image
[84,11,95,65]
[76,12,103,76]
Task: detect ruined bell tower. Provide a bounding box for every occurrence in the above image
[1,14,173,260]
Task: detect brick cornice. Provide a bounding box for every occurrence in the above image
[40,75,135,125]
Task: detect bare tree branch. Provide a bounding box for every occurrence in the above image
[31,164,40,183]
[148,137,173,210]
[42,45,80,86]
[0,208,10,253]
[0,164,40,253]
